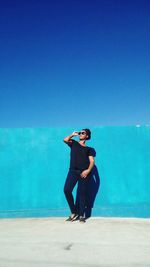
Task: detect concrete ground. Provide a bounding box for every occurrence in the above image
[0,217,150,267]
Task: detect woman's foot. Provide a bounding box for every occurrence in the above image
[66,214,78,222]
[79,216,86,223]
[71,214,79,221]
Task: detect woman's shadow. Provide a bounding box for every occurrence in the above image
[75,149,100,219]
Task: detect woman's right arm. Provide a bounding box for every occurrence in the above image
[63,131,78,144]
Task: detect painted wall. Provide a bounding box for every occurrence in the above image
[0,126,150,218]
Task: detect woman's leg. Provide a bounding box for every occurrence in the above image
[78,177,89,217]
[64,170,78,214]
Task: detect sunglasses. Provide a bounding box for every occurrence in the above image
[79,131,86,135]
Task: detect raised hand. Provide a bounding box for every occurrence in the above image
[71,131,79,136]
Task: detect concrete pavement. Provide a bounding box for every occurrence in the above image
[0,217,150,266]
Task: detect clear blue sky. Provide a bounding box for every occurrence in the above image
[0,0,150,128]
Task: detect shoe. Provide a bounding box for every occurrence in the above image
[66,214,78,222]
[66,216,73,221]
[71,214,79,221]
[79,216,86,223]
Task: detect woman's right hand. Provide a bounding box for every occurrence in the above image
[72,131,79,136]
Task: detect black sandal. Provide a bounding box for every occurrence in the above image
[79,216,86,223]
[66,214,78,222]
[71,214,79,221]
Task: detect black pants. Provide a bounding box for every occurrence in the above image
[64,169,91,217]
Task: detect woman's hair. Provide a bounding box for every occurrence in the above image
[83,128,91,140]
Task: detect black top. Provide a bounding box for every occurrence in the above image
[68,140,96,171]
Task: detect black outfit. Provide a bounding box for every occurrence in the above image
[64,140,95,217]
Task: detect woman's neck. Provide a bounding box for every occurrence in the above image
[79,140,86,146]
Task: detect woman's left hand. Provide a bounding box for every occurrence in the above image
[80,169,90,179]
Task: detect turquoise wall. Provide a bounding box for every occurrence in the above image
[0,126,150,218]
